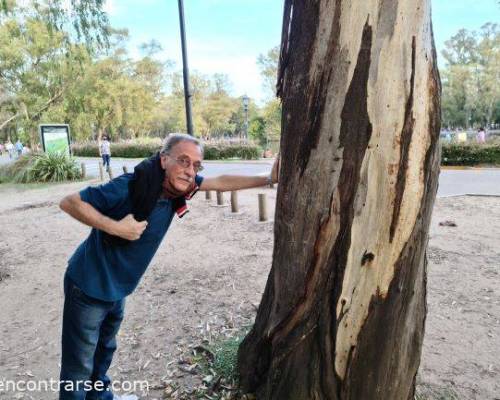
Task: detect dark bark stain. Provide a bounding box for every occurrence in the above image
[361,251,375,266]
[295,0,341,178]
[389,36,416,242]
[276,0,293,99]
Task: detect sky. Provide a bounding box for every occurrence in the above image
[105,0,500,104]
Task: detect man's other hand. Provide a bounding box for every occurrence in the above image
[271,153,280,184]
[115,214,148,240]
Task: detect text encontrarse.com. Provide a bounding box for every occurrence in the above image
[0,379,149,393]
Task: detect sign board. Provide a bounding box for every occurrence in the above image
[39,124,71,155]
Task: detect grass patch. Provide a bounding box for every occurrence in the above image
[209,335,244,381]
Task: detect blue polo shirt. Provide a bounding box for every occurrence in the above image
[66,173,203,301]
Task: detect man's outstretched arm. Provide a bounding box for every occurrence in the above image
[199,155,280,192]
[59,193,147,241]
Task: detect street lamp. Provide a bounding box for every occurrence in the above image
[242,94,249,141]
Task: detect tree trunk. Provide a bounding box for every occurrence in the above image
[237,1,441,399]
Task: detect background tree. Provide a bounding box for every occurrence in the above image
[238,1,441,399]
[441,24,499,128]
[257,45,280,98]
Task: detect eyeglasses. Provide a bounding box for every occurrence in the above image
[170,156,204,172]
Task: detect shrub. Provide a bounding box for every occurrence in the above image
[71,141,162,158]
[0,153,81,183]
[441,143,500,166]
[72,141,262,160]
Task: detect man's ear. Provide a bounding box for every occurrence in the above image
[160,154,168,170]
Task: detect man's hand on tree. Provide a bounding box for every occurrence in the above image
[271,153,280,184]
[114,214,147,240]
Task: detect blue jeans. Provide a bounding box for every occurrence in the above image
[59,274,125,400]
[102,154,110,170]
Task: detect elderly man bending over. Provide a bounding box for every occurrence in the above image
[58,133,279,400]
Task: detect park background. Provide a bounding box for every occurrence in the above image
[0,0,499,160]
[0,1,499,400]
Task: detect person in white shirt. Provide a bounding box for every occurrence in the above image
[100,136,111,172]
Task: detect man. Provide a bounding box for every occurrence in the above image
[58,133,279,400]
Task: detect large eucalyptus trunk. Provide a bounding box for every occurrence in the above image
[238,1,441,399]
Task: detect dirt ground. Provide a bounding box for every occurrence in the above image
[0,179,499,400]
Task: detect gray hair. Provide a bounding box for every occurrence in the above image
[160,133,203,156]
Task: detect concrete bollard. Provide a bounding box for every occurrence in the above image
[216,191,224,206]
[205,191,212,201]
[122,165,128,174]
[258,193,268,222]
[80,163,86,179]
[231,191,239,213]
[98,161,104,181]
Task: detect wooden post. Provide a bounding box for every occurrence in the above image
[80,162,86,179]
[231,191,239,213]
[98,161,104,181]
[122,165,128,174]
[216,191,224,206]
[108,167,114,180]
[258,193,267,222]
[205,191,212,201]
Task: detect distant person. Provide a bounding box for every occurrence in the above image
[15,139,23,157]
[100,135,111,172]
[0,142,4,156]
[476,127,486,144]
[5,140,14,159]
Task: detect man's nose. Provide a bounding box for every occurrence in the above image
[185,164,196,176]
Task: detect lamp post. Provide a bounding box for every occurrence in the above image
[242,94,249,141]
[177,0,194,136]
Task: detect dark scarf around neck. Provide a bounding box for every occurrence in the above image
[103,152,200,246]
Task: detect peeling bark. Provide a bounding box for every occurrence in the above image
[238,1,441,399]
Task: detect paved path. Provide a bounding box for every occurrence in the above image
[1,155,499,197]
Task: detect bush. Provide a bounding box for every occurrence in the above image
[0,153,81,183]
[441,143,500,166]
[72,141,162,158]
[72,141,262,160]
[203,144,261,160]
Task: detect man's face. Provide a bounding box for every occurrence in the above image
[160,141,203,193]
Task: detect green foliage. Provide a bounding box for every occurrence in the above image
[257,45,280,98]
[1,6,283,149]
[441,24,500,128]
[72,141,261,160]
[208,336,243,381]
[0,152,81,183]
[441,143,500,166]
[204,144,261,160]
